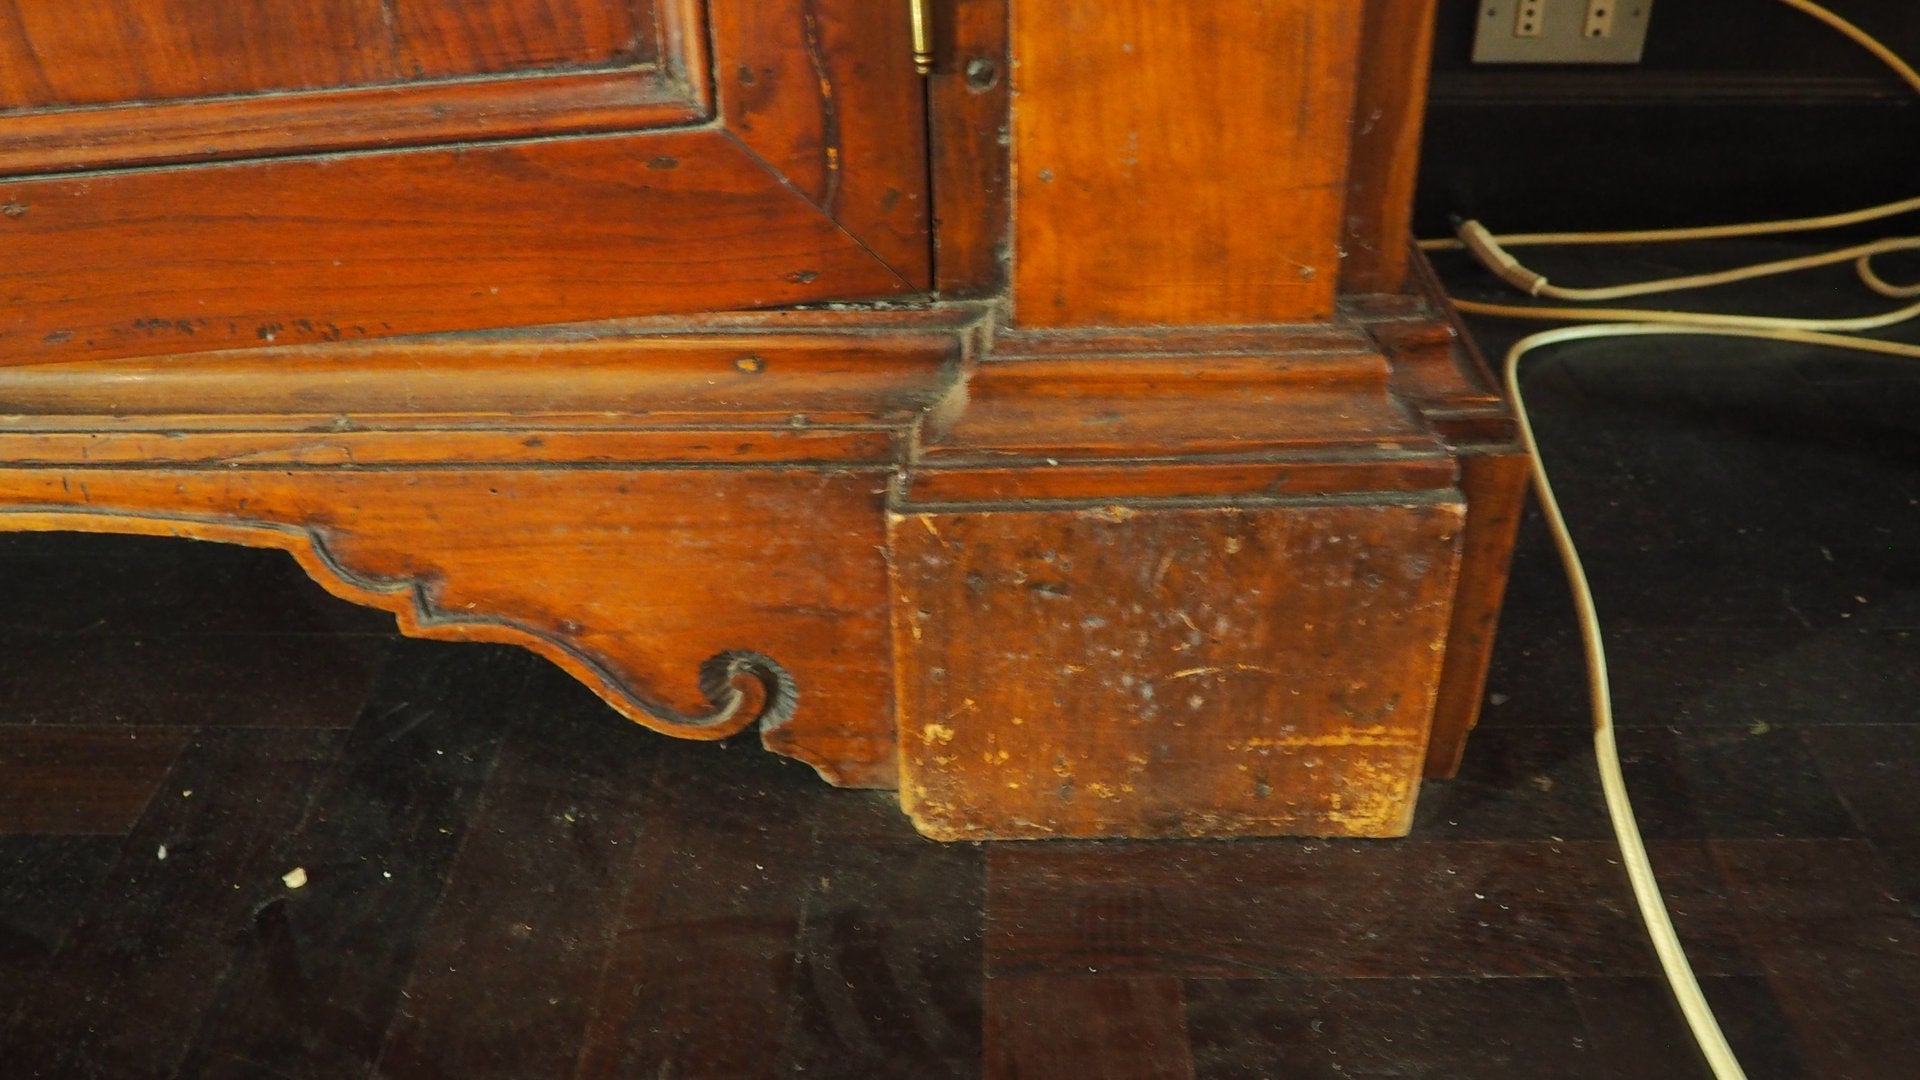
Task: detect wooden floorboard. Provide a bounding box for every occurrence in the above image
[987,975,1192,1080]
[571,746,823,1080]
[783,811,985,1078]
[0,727,346,1078]
[375,677,666,1080]
[171,643,532,1079]
[1185,976,1594,1080]
[0,726,191,835]
[985,839,1753,981]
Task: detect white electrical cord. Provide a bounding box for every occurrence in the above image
[1424,5,1920,1080]
[1503,322,1917,1080]
[1452,224,1920,302]
[1776,0,1920,93]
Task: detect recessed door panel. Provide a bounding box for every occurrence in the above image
[0,0,929,364]
[0,0,660,110]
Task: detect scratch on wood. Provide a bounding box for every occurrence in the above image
[1169,663,1279,680]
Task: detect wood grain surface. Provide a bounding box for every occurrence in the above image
[0,0,702,175]
[0,1,930,364]
[892,500,1464,840]
[1009,0,1364,326]
[928,0,1013,296]
[3,314,1914,1071]
[0,0,658,109]
[0,2,1532,840]
[1358,266,1531,778]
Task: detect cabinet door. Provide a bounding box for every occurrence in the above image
[0,0,928,363]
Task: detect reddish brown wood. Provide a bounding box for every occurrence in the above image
[0,319,966,789]
[924,353,1442,461]
[0,75,706,178]
[389,0,653,78]
[0,1,928,364]
[0,0,659,110]
[0,728,191,835]
[1008,1,1364,327]
[0,328,961,424]
[1423,451,1530,777]
[929,0,1012,295]
[709,0,932,285]
[1359,256,1531,779]
[889,329,1471,840]
[0,1,703,176]
[0,474,900,788]
[0,1,399,108]
[906,459,1460,505]
[1342,0,1442,294]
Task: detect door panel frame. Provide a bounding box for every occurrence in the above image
[0,0,930,365]
[0,0,712,177]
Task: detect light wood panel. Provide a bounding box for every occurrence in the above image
[0,313,968,789]
[1009,0,1365,326]
[0,131,906,365]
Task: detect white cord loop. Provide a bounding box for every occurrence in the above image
[1422,6,1920,1079]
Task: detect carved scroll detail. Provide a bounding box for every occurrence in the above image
[698,650,802,733]
[0,508,800,741]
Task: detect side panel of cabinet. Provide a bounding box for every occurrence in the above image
[0,0,930,365]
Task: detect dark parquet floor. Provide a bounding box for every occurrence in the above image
[3,249,1918,1077]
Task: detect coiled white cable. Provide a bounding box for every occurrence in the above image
[1427,5,1920,1079]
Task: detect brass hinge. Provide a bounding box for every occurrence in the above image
[910,0,935,75]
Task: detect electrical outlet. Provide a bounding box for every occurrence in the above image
[1473,0,1652,64]
[1583,1,1616,39]
[1515,1,1544,38]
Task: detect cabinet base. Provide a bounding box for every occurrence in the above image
[0,298,1524,839]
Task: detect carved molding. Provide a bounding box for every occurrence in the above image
[0,508,800,742]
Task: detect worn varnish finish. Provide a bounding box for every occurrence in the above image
[1358,269,1532,779]
[892,503,1463,840]
[0,0,700,176]
[0,2,1526,839]
[0,0,657,109]
[0,474,898,785]
[889,328,1470,839]
[928,0,1013,295]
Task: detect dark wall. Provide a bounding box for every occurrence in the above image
[1415,0,1920,237]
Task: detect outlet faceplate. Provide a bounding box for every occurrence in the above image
[1473,0,1652,64]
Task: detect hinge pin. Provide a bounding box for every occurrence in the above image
[910,0,935,75]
